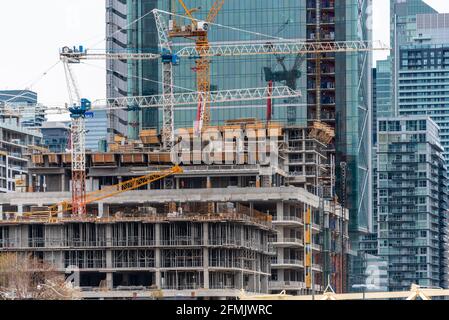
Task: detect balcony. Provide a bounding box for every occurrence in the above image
[312,264,323,272]
[271,258,304,269]
[269,281,306,291]
[271,237,304,248]
[272,216,304,227]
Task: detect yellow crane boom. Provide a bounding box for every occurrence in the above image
[21,165,183,219]
[170,0,226,134]
[83,165,183,205]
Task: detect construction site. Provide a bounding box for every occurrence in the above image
[0,0,387,299]
[0,119,348,299]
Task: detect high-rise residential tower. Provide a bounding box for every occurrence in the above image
[377,116,449,290]
[390,0,438,116]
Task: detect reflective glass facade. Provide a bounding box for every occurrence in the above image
[106,0,129,141]
[375,59,393,119]
[163,0,308,129]
[85,110,109,151]
[334,0,372,234]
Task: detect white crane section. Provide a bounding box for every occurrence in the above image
[59,40,389,62]
[60,47,160,63]
[153,9,176,150]
[176,40,389,57]
[93,86,301,110]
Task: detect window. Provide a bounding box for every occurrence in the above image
[379,121,387,132]
[419,120,427,131]
[388,121,401,132]
[406,120,417,131]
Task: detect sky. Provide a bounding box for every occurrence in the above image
[0,0,449,108]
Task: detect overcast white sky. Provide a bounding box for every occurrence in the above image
[0,0,448,107]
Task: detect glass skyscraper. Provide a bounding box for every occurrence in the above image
[377,116,448,290]
[390,0,437,116]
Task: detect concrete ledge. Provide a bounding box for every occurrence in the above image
[78,288,250,299]
[0,186,320,207]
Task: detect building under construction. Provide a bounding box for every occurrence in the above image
[0,120,348,299]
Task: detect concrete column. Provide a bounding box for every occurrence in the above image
[106,225,112,247]
[106,272,113,290]
[58,204,64,219]
[155,223,161,289]
[261,275,268,293]
[28,175,33,192]
[248,274,256,292]
[257,273,261,293]
[203,222,209,289]
[276,201,284,219]
[278,268,284,282]
[20,225,28,248]
[98,202,104,218]
[17,204,23,217]
[206,176,212,189]
[106,250,112,269]
[105,226,113,271]
[235,272,243,289]
[98,203,109,218]
[0,204,3,221]
[61,174,65,192]
[176,178,180,190]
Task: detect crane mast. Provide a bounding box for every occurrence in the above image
[154,10,177,150]
[62,57,91,216]
[168,0,226,134]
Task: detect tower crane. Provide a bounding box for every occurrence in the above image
[167,0,226,135]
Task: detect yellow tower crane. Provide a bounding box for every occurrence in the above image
[169,0,226,134]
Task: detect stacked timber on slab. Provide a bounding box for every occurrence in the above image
[28,120,289,168]
[308,121,335,145]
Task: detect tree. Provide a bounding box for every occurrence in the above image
[0,253,79,300]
